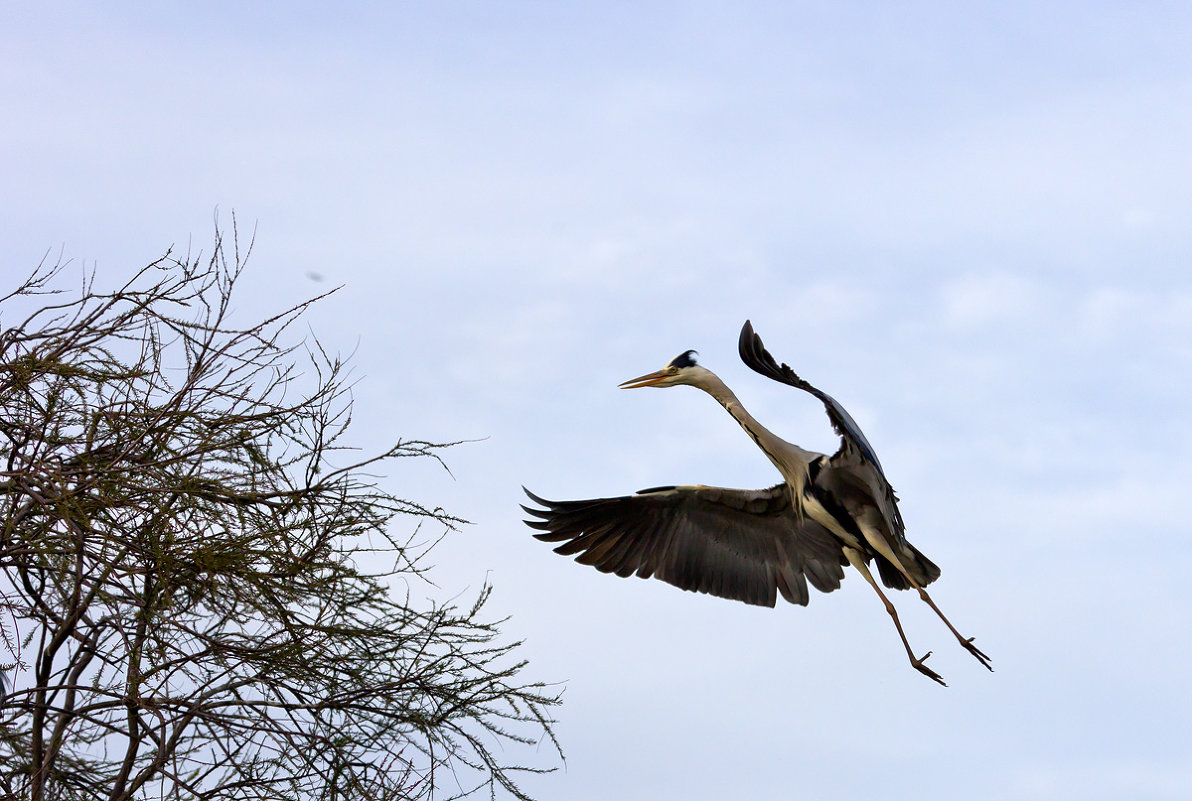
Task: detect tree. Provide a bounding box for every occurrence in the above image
[0,226,560,800]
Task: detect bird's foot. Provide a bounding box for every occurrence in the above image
[911,650,947,687]
[960,636,993,671]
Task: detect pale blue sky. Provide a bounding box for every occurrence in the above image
[3,3,1191,799]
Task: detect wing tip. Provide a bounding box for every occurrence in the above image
[738,319,758,360]
[523,486,550,506]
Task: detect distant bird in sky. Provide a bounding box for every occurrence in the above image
[524,320,990,685]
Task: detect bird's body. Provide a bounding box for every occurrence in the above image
[524,321,990,684]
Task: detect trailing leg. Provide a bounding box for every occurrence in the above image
[843,547,945,686]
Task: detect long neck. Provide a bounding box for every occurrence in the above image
[694,371,818,477]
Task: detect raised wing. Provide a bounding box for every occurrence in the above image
[739,320,921,555]
[523,484,846,608]
[739,319,887,474]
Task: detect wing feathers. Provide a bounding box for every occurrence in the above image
[524,485,846,608]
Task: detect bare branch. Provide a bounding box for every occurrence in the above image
[1,225,561,801]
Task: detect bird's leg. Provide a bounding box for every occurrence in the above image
[913,587,993,671]
[855,525,993,673]
[842,547,946,687]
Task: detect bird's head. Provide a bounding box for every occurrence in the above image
[618,350,711,389]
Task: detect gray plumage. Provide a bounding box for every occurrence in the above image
[524,484,846,608]
[525,320,990,685]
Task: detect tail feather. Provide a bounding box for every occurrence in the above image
[877,543,940,590]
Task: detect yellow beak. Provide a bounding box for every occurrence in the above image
[618,370,670,389]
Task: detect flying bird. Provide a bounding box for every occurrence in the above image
[523,320,990,685]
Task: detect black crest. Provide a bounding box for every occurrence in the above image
[668,350,699,369]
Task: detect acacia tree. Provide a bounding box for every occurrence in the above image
[0,228,560,800]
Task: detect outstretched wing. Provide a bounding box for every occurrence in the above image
[738,319,886,474]
[523,484,846,608]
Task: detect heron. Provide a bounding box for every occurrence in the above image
[523,320,990,685]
